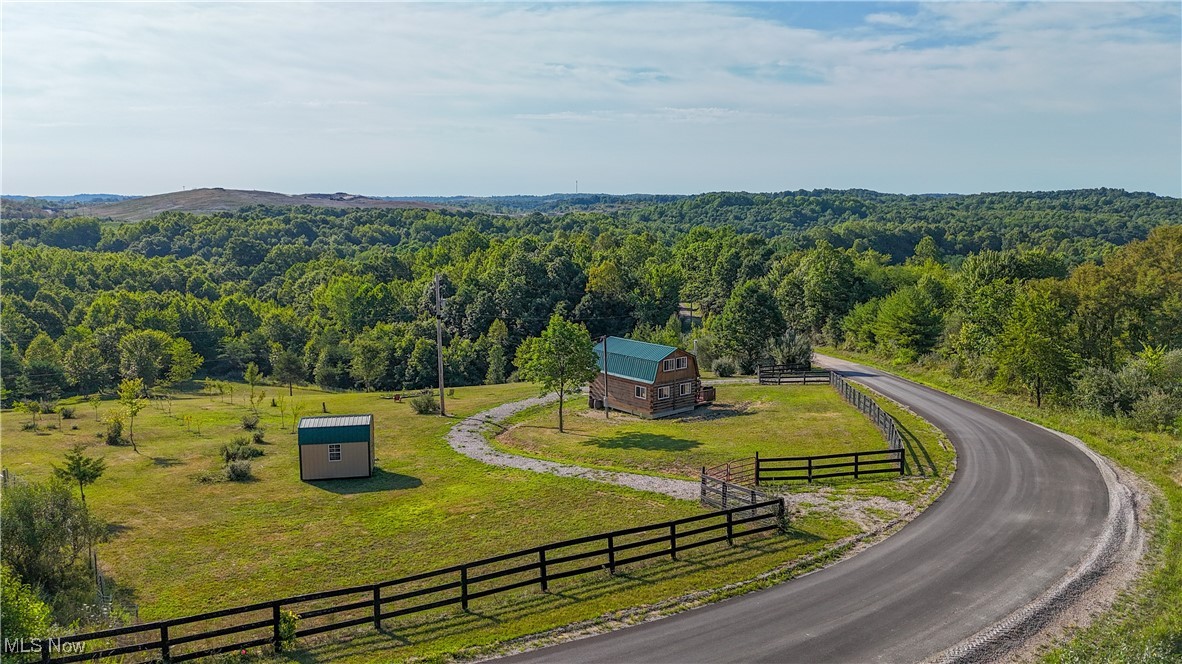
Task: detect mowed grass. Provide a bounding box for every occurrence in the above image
[493,384,888,479]
[0,381,878,661]
[1,383,711,619]
[819,347,1182,662]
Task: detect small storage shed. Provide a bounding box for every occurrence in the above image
[298,415,374,481]
[588,337,707,419]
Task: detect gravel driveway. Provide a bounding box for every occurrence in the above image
[446,392,700,501]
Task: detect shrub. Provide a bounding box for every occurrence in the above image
[20,422,37,432]
[97,416,126,446]
[278,609,299,649]
[1129,391,1181,432]
[221,437,264,463]
[240,414,260,430]
[59,407,76,420]
[712,358,737,378]
[225,460,253,482]
[251,430,266,445]
[409,394,440,415]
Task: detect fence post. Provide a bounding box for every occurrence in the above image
[899,449,906,476]
[669,524,677,560]
[460,566,469,611]
[608,535,616,575]
[754,452,760,486]
[854,452,860,480]
[539,549,549,592]
[373,584,381,629]
[777,499,787,532]
[807,457,813,483]
[272,602,282,652]
[749,488,756,506]
[160,624,169,662]
[726,510,734,545]
[721,480,728,508]
[700,467,707,503]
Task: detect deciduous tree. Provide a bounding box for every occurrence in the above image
[514,314,599,433]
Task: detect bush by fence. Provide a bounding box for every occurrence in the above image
[44,500,785,663]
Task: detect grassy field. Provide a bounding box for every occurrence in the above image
[1,379,951,662]
[493,384,888,479]
[819,348,1182,663]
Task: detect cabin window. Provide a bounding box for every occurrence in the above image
[662,359,674,372]
[657,386,671,400]
[635,385,647,399]
[675,357,688,370]
[328,444,342,462]
[679,382,692,396]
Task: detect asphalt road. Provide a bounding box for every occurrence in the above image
[499,356,1111,663]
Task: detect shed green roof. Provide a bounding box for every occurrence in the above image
[594,337,677,384]
[297,415,373,445]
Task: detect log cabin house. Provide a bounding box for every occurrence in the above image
[588,337,713,418]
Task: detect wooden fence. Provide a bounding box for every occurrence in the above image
[757,365,830,385]
[755,449,905,483]
[702,370,908,486]
[699,471,780,509]
[44,501,785,663]
[828,372,903,451]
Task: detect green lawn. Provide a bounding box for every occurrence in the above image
[819,347,1182,663]
[0,377,956,662]
[493,384,888,479]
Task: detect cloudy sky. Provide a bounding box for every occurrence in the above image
[3,2,1179,197]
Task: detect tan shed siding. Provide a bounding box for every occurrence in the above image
[301,441,371,480]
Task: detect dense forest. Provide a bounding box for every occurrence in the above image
[1,188,1179,432]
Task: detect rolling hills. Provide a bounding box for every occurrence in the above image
[72,187,440,221]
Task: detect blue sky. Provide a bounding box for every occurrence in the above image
[3,2,1179,197]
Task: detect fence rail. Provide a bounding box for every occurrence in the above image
[756,449,905,483]
[699,473,780,510]
[757,365,830,385]
[46,501,785,663]
[828,372,903,451]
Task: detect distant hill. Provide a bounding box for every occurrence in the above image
[73,188,439,221]
[5,193,136,204]
[382,193,685,214]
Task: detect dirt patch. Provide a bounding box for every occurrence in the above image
[673,400,759,423]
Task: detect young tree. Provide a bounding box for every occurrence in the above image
[290,400,306,433]
[88,392,102,420]
[484,319,510,385]
[270,346,305,396]
[165,337,202,387]
[244,362,263,402]
[715,281,785,373]
[514,314,600,433]
[118,378,146,452]
[53,443,106,507]
[63,340,105,393]
[349,338,387,392]
[994,285,1077,407]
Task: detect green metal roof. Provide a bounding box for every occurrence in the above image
[594,337,677,384]
[297,415,372,445]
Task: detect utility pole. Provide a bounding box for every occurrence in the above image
[601,335,610,419]
[434,273,446,417]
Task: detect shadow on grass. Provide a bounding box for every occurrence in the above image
[896,420,936,477]
[581,431,702,452]
[150,456,183,468]
[106,523,133,538]
[308,468,422,495]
